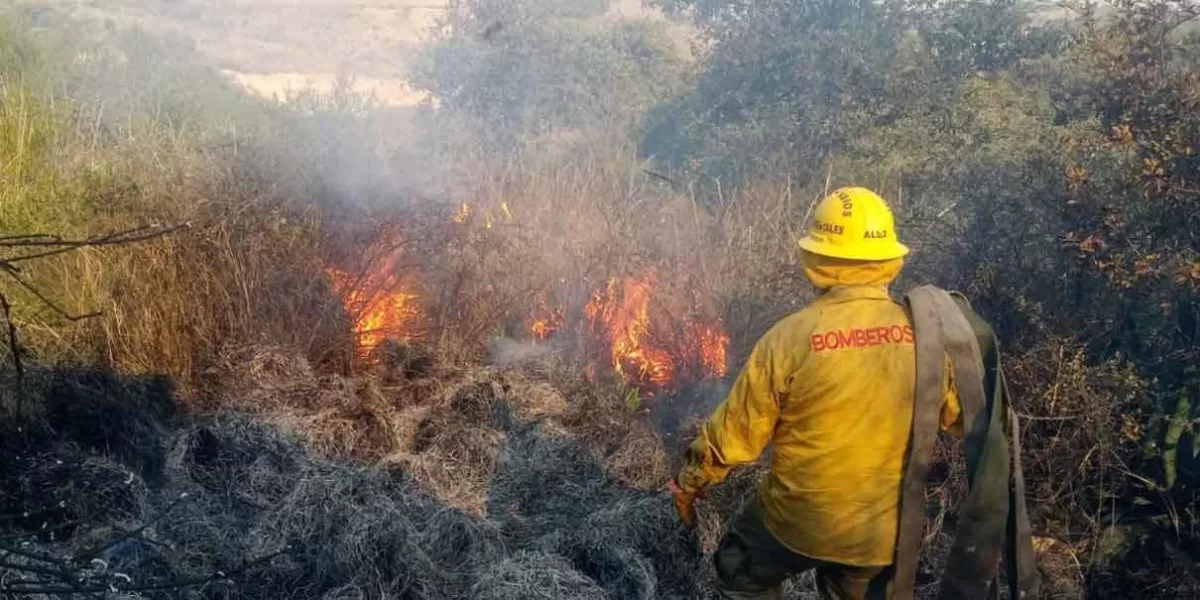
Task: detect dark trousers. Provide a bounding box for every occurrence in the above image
[714,499,894,600]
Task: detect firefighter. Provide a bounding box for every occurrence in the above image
[667,187,962,599]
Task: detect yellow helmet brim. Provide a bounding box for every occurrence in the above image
[797,236,910,261]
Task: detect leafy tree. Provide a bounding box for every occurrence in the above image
[1052,0,1200,490]
[411,0,686,150]
[643,0,909,180]
[641,0,1064,182]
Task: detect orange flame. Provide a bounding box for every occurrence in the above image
[453,201,512,228]
[696,323,730,379]
[529,302,565,342]
[326,231,425,357]
[453,203,473,224]
[585,272,727,390]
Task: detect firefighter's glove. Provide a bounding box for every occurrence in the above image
[667,479,704,528]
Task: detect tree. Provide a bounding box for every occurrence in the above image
[640,0,1063,183]
[410,0,686,151]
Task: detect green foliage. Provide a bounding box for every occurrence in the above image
[643,0,1068,183]
[977,5,1200,524]
[1159,393,1192,490]
[413,0,686,149]
[623,386,642,412]
[644,0,1200,592]
[644,0,907,180]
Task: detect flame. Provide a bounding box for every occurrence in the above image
[326,230,425,356]
[585,272,727,390]
[454,201,512,228]
[529,302,564,342]
[696,323,730,378]
[586,275,675,387]
[453,203,473,224]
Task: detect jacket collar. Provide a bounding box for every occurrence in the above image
[816,285,893,303]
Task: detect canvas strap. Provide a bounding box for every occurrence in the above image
[893,286,1039,600]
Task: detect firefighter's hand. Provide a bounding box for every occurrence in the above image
[667,479,703,528]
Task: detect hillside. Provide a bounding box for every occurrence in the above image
[15,0,692,105]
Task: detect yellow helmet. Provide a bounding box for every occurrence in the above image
[797,187,909,261]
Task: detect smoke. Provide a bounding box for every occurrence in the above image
[11,0,737,395]
[653,378,732,446]
[487,337,567,367]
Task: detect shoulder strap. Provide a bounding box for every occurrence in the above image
[892,286,950,600]
[939,290,1009,600]
[950,293,1040,599]
[896,286,1040,600]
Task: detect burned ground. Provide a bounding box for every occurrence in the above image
[0,334,1108,600]
[0,357,730,599]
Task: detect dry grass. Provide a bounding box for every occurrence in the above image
[0,365,717,599]
[406,426,507,515]
[1005,339,1144,535]
[472,551,609,599]
[605,428,672,490]
[2,106,1171,596]
[193,345,696,593]
[1001,337,1150,597]
[198,342,677,520]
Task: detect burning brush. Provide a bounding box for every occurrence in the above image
[326,227,729,394]
[584,271,729,394]
[325,228,426,359]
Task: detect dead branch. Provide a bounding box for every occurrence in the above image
[642,169,682,193]
[0,547,290,596]
[0,500,197,599]
[0,560,77,581]
[0,224,186,265]
[0,234,63,243]
[73,493,189,563]
[0,517,90,543]
[0,543,70,566]
[4,273,102,322]
[0,557,99,599]
[0,292,23,407]
[0,224,184,397]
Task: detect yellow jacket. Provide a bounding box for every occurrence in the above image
[677,254,961,567]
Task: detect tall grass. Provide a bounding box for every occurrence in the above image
[0,17,357,389]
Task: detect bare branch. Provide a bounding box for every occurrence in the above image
[0,547,289,596]
[642,169,681,192]
[0,543,71,566]
[0,228,151,250]
[4,274,102,322]
[0,224,184,336]
[1,224,186,264]
[0,234,63,243]
[73,494,189,563]
[0,291,24,412]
